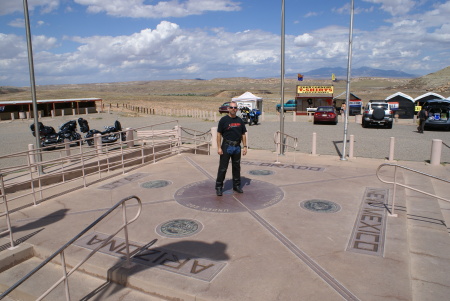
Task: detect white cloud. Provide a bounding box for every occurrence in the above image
[362,0,416,16]
[0,33,26,59]
[8,19,24,28]
[74,0,240,18]
[304,12,318,18]
[0,0,59,15]
[2,1,450,85]
[333,3,374,15]
[294,33,315,46]
[0,21,280,84]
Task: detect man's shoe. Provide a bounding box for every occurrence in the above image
[216,188,223,196]
[233,187,244,193]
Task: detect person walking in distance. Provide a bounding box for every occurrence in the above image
[215,101,247,196]
[417,106,428,133]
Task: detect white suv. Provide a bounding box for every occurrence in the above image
[362,101,393,128]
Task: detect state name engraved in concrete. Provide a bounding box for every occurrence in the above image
[97,173,149,190]
[242,160,325,172]
[347,187,388,257]
[75,232,226,281]
[141,180,171,189]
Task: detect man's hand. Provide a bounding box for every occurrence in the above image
[242,147,247,156]
[218,148,223,155]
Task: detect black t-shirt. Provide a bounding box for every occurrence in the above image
[217,115,247,142]
[419,109,428,120]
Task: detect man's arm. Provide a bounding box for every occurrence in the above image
[217,132,223,155]
[241,133,247,156]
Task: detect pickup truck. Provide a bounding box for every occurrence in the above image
[276,99,296,112]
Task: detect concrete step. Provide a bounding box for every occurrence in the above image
[0,254,165,301]
[402,168,450,300]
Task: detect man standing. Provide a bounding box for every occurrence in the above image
[417,106,428,133]
[215,101,247,196]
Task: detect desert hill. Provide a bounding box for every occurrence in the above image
[404,66,450,93]
[1,67,449,113]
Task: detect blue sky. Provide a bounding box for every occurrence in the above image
[1,0,450,86]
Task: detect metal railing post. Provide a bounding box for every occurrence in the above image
[274,131,280,163]
[122,202,132,267]
[126,128,134,148]
[391,166,398,217]
[0,174,15,249]
[94,133,102,155]
[175,125,182,154]
[211,127,217,150]
[28,144,36,172]
[64,139,71,159]
[60,251,70,301]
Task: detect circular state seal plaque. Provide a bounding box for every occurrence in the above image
[300,199,341,213]
[156,219,203,238]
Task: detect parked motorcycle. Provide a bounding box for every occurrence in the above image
[77,118,126,146]
[240,107,261,126]
[30,120,82,148]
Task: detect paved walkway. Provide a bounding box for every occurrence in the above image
[1,149,450,300]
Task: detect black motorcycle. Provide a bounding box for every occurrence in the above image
[78,118,126,146]
[30,120,82,148]
[240,106,260,126]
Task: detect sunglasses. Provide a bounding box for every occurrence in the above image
[229,106,238,109]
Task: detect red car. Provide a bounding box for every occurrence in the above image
[219,102,231,114]
[313,106,338,125]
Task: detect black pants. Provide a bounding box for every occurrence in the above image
[418,119,426,132]
[215,143,241,189]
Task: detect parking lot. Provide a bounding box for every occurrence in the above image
[1,112,449,164]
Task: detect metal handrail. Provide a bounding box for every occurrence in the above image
[376,163,450,216]
[274,131,298,163]
[0,121,210,248]
[0,195,143,301]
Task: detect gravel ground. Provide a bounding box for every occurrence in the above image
[0,111,449,167]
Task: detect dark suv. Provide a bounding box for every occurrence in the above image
[362,101,393,128]
[423,99,450,131]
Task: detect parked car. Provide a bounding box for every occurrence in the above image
[362,101,393,128]
[276,99,297,112]
[423,99,450,131]
[219,102,231,114]
[313,106,338,125]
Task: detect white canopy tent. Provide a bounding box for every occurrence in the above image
[232,92,263,111]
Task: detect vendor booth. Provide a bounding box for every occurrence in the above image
[232,92,263,112]
[0,98,102,120]
[295,85,334,115]
[333,92,362,116]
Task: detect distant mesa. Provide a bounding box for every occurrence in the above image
[287,66,418,79]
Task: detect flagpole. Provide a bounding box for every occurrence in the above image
[23,0,43,173]
[279,0,285,155]
[341,0,354,161]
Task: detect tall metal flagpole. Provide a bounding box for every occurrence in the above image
[23,0,43,173]
[279,0,285,155]
[341,0,355,161]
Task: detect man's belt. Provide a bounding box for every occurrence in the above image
[224,139,240,146]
